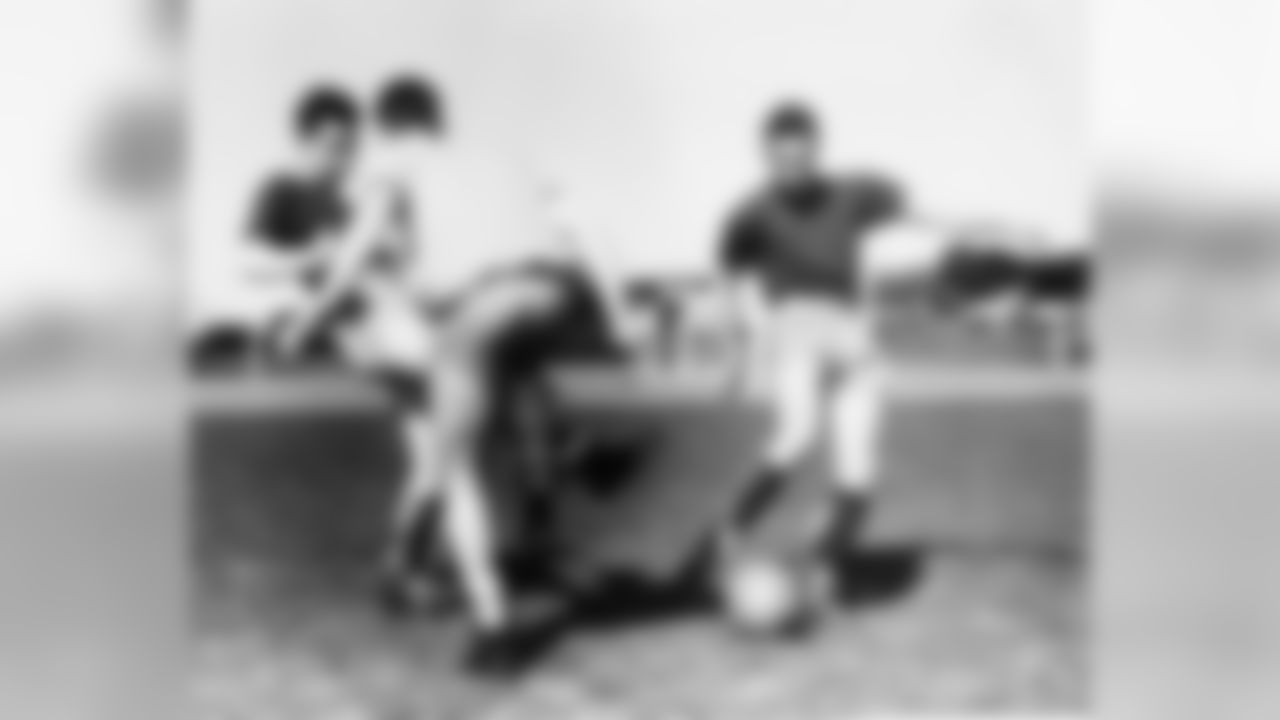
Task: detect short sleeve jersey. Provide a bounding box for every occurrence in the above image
[720,173,905,301]
[247,173,349,253]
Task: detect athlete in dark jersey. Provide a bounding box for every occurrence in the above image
[718,102,907,624]
[722,172,905,303]
[243,85,360,356]
[250,83,358,248]
[248,175,351,303]
[249,173,349,254]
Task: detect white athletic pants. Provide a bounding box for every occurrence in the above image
[754,297,883,493]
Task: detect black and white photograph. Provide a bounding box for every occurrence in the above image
[187,0,1089,716]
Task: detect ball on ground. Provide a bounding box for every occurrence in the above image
[720,554,813,635]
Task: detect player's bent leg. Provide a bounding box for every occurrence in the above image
[446,444,558,677]
[732,317,824,532]
[437,292,565,676]
[397,343,519,640]
[763,346,824,469]
[448,271,566,352]
[380,270,574,666]
[346,281,435,371]
[378,410,461,617]
[372,328,507,635]
[364,285,445,610]
[716,329,834,638]
[820,362,885,559]
[354,280,453,610]
[443,452,505,630]
[444,454,532,674]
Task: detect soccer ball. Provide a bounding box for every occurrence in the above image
[719,554,813,634]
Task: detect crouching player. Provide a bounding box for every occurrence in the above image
[719,101,911,622]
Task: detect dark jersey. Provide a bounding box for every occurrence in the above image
[248,173,349,253]
[720,174,905,301]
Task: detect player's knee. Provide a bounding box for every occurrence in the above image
[437,315,492,367]
[432,362,489,434]
[832,445,878,490]
[766,400,821,462]
[400,469,444,510]
[832,379,880,434]
[831,414,881,486]
[764,429,816,470]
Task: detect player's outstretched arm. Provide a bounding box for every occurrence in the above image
[861,217,956,290]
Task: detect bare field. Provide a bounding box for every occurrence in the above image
[192,375,1087,718]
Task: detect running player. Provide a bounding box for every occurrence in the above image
[719,101,907,595]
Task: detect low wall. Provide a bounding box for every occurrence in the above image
[195,369,1085,589]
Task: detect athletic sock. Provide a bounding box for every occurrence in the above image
[379,501,468,617]
[821,491,870,559]
[382,502,441,585]
[381,499,440,576]
[732,466,788,530]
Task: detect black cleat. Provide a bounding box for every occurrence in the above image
[462,621,560,680]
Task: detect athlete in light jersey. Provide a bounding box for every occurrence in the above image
[333,75,627,676]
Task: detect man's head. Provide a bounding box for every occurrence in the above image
[294,84,359,179]
[375,74,445,139]
[762,101,822,187]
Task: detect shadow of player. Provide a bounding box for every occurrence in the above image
[833,544,926,606]
[559,543,927,632]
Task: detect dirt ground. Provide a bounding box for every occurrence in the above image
[191,376,1087,719]
[193,553,1082,719]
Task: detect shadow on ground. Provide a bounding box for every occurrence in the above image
[567,545,926,632]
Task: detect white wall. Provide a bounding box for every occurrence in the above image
[191,0,1086,313]
[0,0,176,327]
[1099,0,1280,205]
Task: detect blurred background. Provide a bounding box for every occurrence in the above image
[186,4,1089,716]
[0,0,1278,717]
[0,2,182,720]
[1097,2,1280,719]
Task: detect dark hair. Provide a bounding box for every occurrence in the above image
[764,100,819,139]
[294,84,358,138]
[376,74,445,134]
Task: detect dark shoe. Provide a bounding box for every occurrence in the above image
[462,621,560,680]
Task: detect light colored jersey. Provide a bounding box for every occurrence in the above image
[357,138,567,301]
